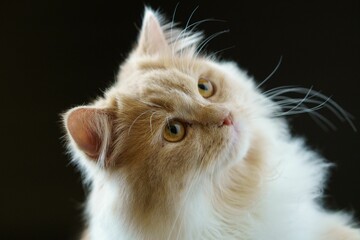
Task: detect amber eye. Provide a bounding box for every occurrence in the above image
[163,120,186,142]
[198,78,214,98]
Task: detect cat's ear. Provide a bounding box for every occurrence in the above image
[64,107,114,166]
[135,8,169,55]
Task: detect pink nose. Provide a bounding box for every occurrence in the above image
[222,114,233,126]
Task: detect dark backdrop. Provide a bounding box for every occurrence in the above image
[1,1,359,239]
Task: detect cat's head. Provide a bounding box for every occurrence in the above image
[63,8,276,201]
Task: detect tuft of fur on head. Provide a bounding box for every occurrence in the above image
[63,7,360,240]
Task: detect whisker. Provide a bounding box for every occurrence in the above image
[194,30,230,59]
[275,105,325,116]
[170,3,180,68]
[263,85,299,96]
[266,86,356,131]
[127,110,153,136]
[208,45,236,59]
[275,97,342,120]
[149,111,157,136]
[170,2,180,39]
[184,6,199,33]
[179,6,199,60]
[285,105,337,131]
[283,86,314,115]
[307,108,337,131]
[256,56,283,89]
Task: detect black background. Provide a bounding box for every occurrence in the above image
[1,1,359,239]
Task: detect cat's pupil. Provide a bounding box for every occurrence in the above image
[169,125,179,135]
[198,83,208,91]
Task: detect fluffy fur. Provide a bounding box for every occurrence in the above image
[63,8,360,240]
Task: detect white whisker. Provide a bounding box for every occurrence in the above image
[208,45,236,59]
[170,2,180,40]
[127,110,153,136]
[283,86,314,115]
[266,86,356,131]
[149,111,157,136]
[256,56,283,89]
[307,107,337,131]
[194,30,230,59]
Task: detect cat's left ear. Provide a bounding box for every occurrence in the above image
[135,8,169,55]
[63,106,115,167]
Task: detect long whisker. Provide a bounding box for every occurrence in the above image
[272,87,350,120]
[194,30,230,59]
[263,85,299,96]
[170,2,180,40]
[306,107,338,131]
[283,86,314,115]
[208,45,236,59]
[179,6,199,61]
[256,56,283,89]
[266,86,356,131]
[274,97,341,119]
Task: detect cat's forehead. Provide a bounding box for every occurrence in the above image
[142,68,195,92]
[134,68,199,110]
[111,55,239,111]
[120,58,201,93]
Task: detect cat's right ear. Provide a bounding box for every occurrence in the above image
[135,8,170,55]
[63,107,114,167]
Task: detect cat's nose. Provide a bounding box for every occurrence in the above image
[222,114,233,126]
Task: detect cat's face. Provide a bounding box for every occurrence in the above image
[64,9,272,202]
[110,58,249,178]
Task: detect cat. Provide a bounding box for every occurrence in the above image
[63,7,360,240]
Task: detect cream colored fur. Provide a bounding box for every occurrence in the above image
[63,8,360,240]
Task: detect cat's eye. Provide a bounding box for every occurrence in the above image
[198,78,214,98]
[163,120,186,142]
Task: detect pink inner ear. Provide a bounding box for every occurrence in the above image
[137,9,169,54]
[66,108,101,159]
[146,14,168,50]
